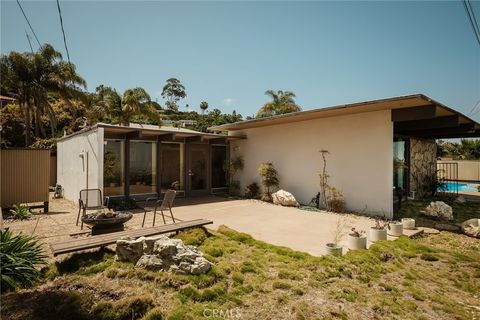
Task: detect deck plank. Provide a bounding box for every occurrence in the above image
[51,219,212,256]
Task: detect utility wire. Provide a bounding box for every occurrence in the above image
[56,0,71,63]
[16,0,41,48]
[467,0,480,37]
[25,29,33,53]
[462,0,480,46]
[467,100,480,116]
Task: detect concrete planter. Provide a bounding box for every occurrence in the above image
[369,227,387,242]
[388,222,404,237]
[401,218,415,230]
[325,243,343,256]
[347,234,367,250]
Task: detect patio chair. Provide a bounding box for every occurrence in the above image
[77,189,109,230]
[142,190,177,227]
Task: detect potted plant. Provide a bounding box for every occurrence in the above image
[347,228,367,250]
[325,218,348,256]
[369,219,388,242]
[401,218,415,230]
[387,221,403,237]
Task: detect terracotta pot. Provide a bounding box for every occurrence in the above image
[325,243,343,256]
[388,222,404,236]
[369,227,387,242]
[347,234,367,250]
[402,218,415,230]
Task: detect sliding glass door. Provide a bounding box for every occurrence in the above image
[128,141,157,195]
[160,143,185,193]
[104,140,125,196]
[188,144,209,195]
[211,145,227,190]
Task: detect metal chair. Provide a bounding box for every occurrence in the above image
[142,190,177,227]
[77,189,108,230]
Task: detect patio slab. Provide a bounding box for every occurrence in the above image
[4,195,421,258]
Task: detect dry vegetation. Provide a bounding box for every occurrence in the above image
[1,224,479,320]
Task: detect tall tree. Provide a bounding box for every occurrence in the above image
[200,101,209,114]
[161,78,186,112]
[91,86,160,126]
[0,44,86,146]
[256,90,301,118]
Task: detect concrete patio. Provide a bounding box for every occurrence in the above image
[4,195,384,257]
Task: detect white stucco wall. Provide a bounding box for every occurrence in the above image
[230,110,393,217]
[57,128,104,202]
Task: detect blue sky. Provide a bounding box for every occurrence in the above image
[1,1,479,119]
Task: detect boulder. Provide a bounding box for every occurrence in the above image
[424,201,453,220]
[136,255,165,271]
[117,236,212,275]
[272,189,300,207]
[461,218,480,238]
[116,237,145,264]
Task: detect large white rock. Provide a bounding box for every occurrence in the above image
[272,189,300,207]
[461,218,480,238]
[116,236,212,275]
[116,237,145,264]
[424,201,453,220]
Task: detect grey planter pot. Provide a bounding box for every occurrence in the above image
[369,227,387,242]
[402,218,415,230]
[347,234,367,250]
[325,243,343,256]
[388,222,404,237]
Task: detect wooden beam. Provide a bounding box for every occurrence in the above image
[209,137,228,144]
[156,133,176,142]
[391,105,437,122]
[394,115,459,132]
[125,131,141,139]
[185,136,205,143]
[400,123,476,139]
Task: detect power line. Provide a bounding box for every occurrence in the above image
[25,29,33,53]
[462,0,480,46]
[16,0,41,48]
[56,0,71,63]
[467,100,480,116]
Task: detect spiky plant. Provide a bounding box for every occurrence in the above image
[8,204,31,220]
[0,229,47,291]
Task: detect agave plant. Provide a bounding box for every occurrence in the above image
[0,229,47,291]
[9,204,31,220]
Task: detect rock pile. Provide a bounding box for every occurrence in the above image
[116,235,212,275]
[424,201,453,220]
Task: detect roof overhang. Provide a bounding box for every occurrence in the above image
[209,94,480,139]
[58,123,245,143]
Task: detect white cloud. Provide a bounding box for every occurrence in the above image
[223,98,234,106]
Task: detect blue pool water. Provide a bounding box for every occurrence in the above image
[440,183,479,192]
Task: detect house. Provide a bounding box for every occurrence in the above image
[57,94,479,218]
[209,94,480,217]
[56,123,242,202]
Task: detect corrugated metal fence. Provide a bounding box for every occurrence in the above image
[1,149,50,209]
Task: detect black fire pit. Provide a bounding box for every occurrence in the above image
[82,211,133,235]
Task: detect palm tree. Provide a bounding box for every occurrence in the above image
[0,44,86,145]
[256,90,301,118]
[92,86,160,126]
[200,101,209,114]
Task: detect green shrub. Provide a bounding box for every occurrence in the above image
[258,162,279,201]
[0,229,46,291]
[8,204,31,220]
[244,182,260,199]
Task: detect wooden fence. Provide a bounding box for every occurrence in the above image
[1,148,50,211]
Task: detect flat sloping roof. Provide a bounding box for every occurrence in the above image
[209,94,480,139]
[58,122,243,142]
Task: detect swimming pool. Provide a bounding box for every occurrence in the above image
[440,183,479,193]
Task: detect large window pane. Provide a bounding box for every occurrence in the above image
[104,140,125,196]
[129,141,157,195]
[160,143,184,192]
[189,145,209,191]
[393,140,406,189]
[211,146,227,188]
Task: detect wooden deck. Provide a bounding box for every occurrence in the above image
[50,219,213,256]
